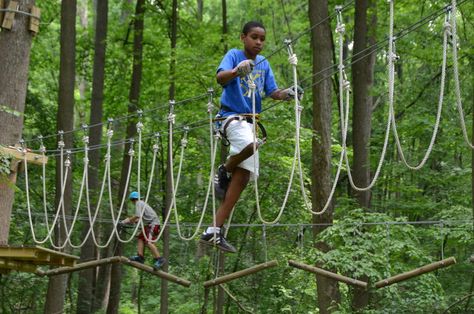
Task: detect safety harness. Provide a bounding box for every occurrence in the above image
[213,113,267,146]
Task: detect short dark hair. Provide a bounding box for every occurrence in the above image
[242,21,265,35]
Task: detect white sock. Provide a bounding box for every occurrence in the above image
[206,227,221,234]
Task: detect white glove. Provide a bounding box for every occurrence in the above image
[283,85,304,101]
[288,54,298,66]
[234,59,255,77]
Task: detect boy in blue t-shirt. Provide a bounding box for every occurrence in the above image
[200,21,302,252]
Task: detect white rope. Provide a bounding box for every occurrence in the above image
[343,0,395,192]
[174,95,219,240]
[24,142,71,245]
[302,9,350,214]
[450,0,474,149]
[389,13,450,170]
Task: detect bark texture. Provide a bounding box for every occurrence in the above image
[309,0,341,312]
[0,0,35,245]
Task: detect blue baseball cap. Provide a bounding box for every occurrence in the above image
[129,191,139,200]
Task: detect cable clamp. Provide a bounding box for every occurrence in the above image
[248,81,256,90]
[297,104,303,113]
[58,140,65,149]
[152,143,159,152]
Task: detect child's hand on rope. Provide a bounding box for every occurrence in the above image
[234,59,255,77]
[283,85,304,101]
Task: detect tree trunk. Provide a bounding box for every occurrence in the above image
[309,0,341,313]
[44,1,76,313]
[0,0,35,245]
[107,0,145,313]
[350,0,376,309]
[160,1,178,313]
[196,0,203,21]
[77,0,108,313]
[351,0,376,208]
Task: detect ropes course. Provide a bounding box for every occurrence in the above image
[1,1,472,294]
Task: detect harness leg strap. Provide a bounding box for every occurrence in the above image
[225,142,261,172]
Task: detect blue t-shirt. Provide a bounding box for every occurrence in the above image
[217,49,278,117]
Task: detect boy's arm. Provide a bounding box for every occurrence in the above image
[121,216,139,224]
[217,60,255,86]
[270,89,290,100]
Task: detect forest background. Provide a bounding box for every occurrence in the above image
[0,0,473,313]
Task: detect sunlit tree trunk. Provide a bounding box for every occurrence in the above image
[0,0,35,245]
[44,0,76,313]
[107,0,145,312]
[309,0,340,312]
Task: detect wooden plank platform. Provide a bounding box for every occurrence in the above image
[0,245,79,273]
[0,145,48,165]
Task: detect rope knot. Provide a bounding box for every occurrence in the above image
[168,113,176,124]
[335,24,346,34]
[288,53,298,66]
[248,81,256,90]
[153,144,159,152]
[58,141,65,149]
[343,80,351,90]
[181,138,188,147]
[297,104,303,113]
[136,121,144,132]
[443,22,452,35]
[82,136,89,145]
[107,129,114,138]
[39,145,46,153]
[207,102,214,113]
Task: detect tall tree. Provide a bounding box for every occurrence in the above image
[351,0,376,208]
[107,0,145,312]
[0,0,36,245]
[350,0,376,309]
[161,0,178,313]
[44,0,77,313]
[77,0,108,313]
[309,0,341,312]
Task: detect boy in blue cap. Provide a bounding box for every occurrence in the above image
[121,191,166,269]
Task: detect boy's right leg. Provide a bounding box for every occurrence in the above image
[201,167,250,253]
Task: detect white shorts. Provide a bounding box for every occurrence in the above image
[223,116,259,179]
